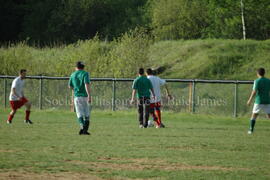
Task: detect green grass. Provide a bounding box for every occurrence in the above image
[149,39,270,80]
[0,109,269,179]
[1,39,270,80]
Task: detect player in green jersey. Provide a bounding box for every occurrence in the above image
[69,61,91,135]
[247,68,270,134]
[131,68,155,128]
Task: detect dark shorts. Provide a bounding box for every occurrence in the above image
[10,97,28,110]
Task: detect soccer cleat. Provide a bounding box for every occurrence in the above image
[248,130,253,135]
[24,120,33,124]
[139,125,144,128]
[83,131,90,135]
[160,123,165,128]
[7,120,12,124]
[79,129,90,135]
[79,129,84,135]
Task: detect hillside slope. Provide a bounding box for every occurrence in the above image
[1,39,270,80]
[149,39,270,80]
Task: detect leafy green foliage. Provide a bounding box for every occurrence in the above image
[1,37,270,80]
[108,28,152,77]
[150,0,209,40]
[1,0,270,45]
[5,0,149,44]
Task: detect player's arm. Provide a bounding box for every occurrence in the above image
[68,83,74,93]
[83,72,91,103]
[164,84,172,100]
[69,86,74,104]
[85,83,91,103]
[150,88,156,99]
[68,78,73,90]
[131,79,137,104]
[11,79,21,99]
[149,80,155,99]
[160,78,172,99]
[68,77,74,104]
[70,86,74,96]
[12,88,20,99]
[247,80,257,106]
[131,89,136,104]
[247,90,256,106]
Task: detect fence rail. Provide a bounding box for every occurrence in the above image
[0,75,254,83]
[0,75,254,117]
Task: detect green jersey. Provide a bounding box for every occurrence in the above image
[69,70,90,97]
[132,76,153,98]
[253,77,270,104]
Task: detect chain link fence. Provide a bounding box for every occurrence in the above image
[0,76,253,117]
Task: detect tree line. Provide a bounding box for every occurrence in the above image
[1,0,269,45]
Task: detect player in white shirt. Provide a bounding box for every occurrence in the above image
[7,69,32,124]
[146,68,172,128]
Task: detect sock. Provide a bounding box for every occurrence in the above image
[84,116,90,132]
[155,110,162,126]
[25,110,31,120]
[249,119,256,132]
[77,117,84,129]
[8,114,14,121]
[151,112,159,126]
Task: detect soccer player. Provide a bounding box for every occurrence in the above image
[131,68,155,128]
[7,69,33,124]
[69,61,91,135]
[247,68,270,134]
[146,68,172,128]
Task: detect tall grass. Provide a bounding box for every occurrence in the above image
[1,36,270,80]
[149,39,270,80]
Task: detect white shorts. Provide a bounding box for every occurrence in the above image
[74,97,91,118]
[252,104,270,114]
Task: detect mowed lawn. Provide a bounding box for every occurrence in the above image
[0,109,269,180]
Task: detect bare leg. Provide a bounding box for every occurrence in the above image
[10,109,17,116]
[25,101,31,111]
[251,113,259,120]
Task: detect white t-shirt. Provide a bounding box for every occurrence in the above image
[147,75,166,103]
[9,77,25,101]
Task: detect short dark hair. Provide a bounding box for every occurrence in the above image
[257,68,265,76]
[76,61,85,69]
[138,68,144,75]
[146,68,153,75]
[20,69,27,74]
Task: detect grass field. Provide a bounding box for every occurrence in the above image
[0,109,269,180]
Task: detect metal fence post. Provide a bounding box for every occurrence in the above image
[112,79,116,111]
[39,77,43,110]
[188,82,192,112]
[192,80,196,113]
[233,82,238,118]
[4,76,7,108]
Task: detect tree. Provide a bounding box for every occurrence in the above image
[150,0,209,40]
[19,0,149,45]
[0,0,26,43]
